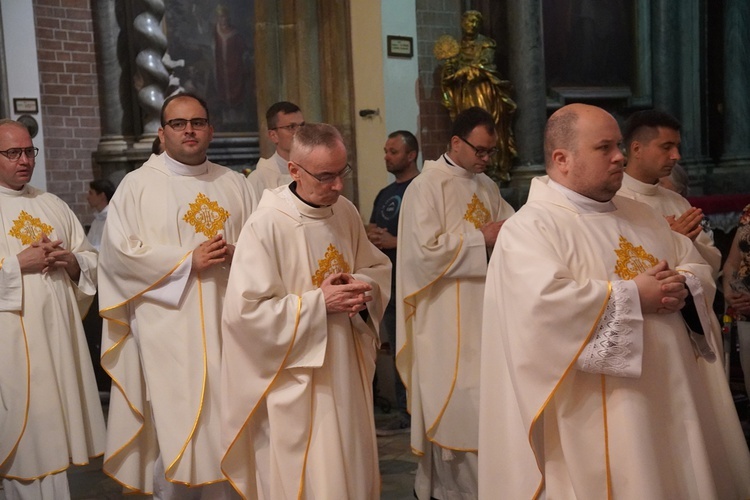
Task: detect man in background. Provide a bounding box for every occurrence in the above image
[85,178,115,251]
[618,109,721,275]
[396,107,515,499]
[246,101,305,207]
[368,130,420,435]
[0,119,105,499]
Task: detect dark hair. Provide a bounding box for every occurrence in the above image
[152,136,162,155]
[451,107,496,140]
[388,130,419,154]
[623,109,681,150]
[89,179,116,201]
[266,101,302,129]
[160,92,210,127]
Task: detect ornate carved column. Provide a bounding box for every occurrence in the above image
[506,0,546,202]
[133,0,168,135]
[721,0,750,166]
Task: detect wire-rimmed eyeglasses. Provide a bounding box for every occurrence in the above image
[292,161,352,184]
[459,136,499,159]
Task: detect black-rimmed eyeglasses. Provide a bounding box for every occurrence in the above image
[0,147,39,161]
[293,161,352,184]
[459,136,499,159]
[164,118,210,131]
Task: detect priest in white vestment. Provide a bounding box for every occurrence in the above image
[221,123,390,499]
[98,94,252,498]
[246,101,304,208]
[0,119,106,499]
[618,109,721,275]
[478,103,750,500]
[396,107,514,499]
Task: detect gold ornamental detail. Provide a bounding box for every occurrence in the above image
[8,210,54,245]
[312,244,351,287]
[183,193,230,238]
[463,193,490,229]
[613,235,658,280]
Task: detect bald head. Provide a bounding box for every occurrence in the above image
[544,104,625,201]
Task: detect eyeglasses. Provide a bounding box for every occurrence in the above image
[164,118,210,131]
[0,147,39,161]
[271,122,305,132]
[459,136,499,159]
[293,161,352,184]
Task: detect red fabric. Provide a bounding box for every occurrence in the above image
[686,194,750,214]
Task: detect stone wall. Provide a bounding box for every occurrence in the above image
[33,0,101,225]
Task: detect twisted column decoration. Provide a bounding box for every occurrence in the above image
[134,0,169,134]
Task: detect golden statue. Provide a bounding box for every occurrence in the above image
[435,10,517,181]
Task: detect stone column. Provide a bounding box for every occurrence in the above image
[506,0,546,204]
[721,0,750,165]
[650,0,680,114]
[93,0,131,150]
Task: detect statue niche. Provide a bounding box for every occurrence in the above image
[434,10,517,182]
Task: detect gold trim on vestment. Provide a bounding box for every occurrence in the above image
[0,316,30,475]
[221,296,303,500]
[528,281,613,499]
[424,279,478,453]
[165,274,210,486]
[311,243,351,288]
[182,192,230,239]
[463,193,490,229]
[613,236,658,280]
[601,375,613,499]
[8,210,54,245]
[398,235,465,455]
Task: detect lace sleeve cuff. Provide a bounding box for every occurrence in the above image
[576,280,644,378]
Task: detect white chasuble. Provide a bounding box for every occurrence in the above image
[478,176,750,500]
[98,155,253,493]
[618,173,721,275]
[246,153,290,210]
[396,156,514,455]
[0,185,105,481]
[221,186,391,500]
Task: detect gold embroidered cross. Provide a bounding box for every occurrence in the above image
[312,244,351,287]
[613,235,658,279]
[463,193,490,229]
[8,210,54,245]
[183,193,230,238]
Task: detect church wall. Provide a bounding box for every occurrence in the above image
[32,0,101,225]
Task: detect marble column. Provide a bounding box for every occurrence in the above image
[650,0,680,115]
[133,0,168,135]
[721,0,750,165]
[506,0,546,203]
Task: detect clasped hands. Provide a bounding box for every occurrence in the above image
[366,224,396,250]
[321,272,372,318]
[17,234,80,280]
[634,260,688,314]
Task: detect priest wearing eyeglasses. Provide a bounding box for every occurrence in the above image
[221,123,391,499]
[246,101,306,209]
[98,93,253,498]
[395,106,514,499]
[0,119,106,499]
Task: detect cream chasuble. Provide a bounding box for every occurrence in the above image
[395,155,514,497]
[98,154,253,493]
[221,185,390,500]
[0,184,105,481]
[246,153,291,210]
[618,173,721,275]
[478,176,750,500]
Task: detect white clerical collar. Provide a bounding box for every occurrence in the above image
[0,184,29,196]
[279,184,333,219]
[621,172,659,195]
[548,179,616,213]
[271,151,289,175]
[94,204,109,220]
[442,154,474,178]
[163,153,208,176]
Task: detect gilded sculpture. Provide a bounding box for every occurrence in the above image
[435,10,517,181]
